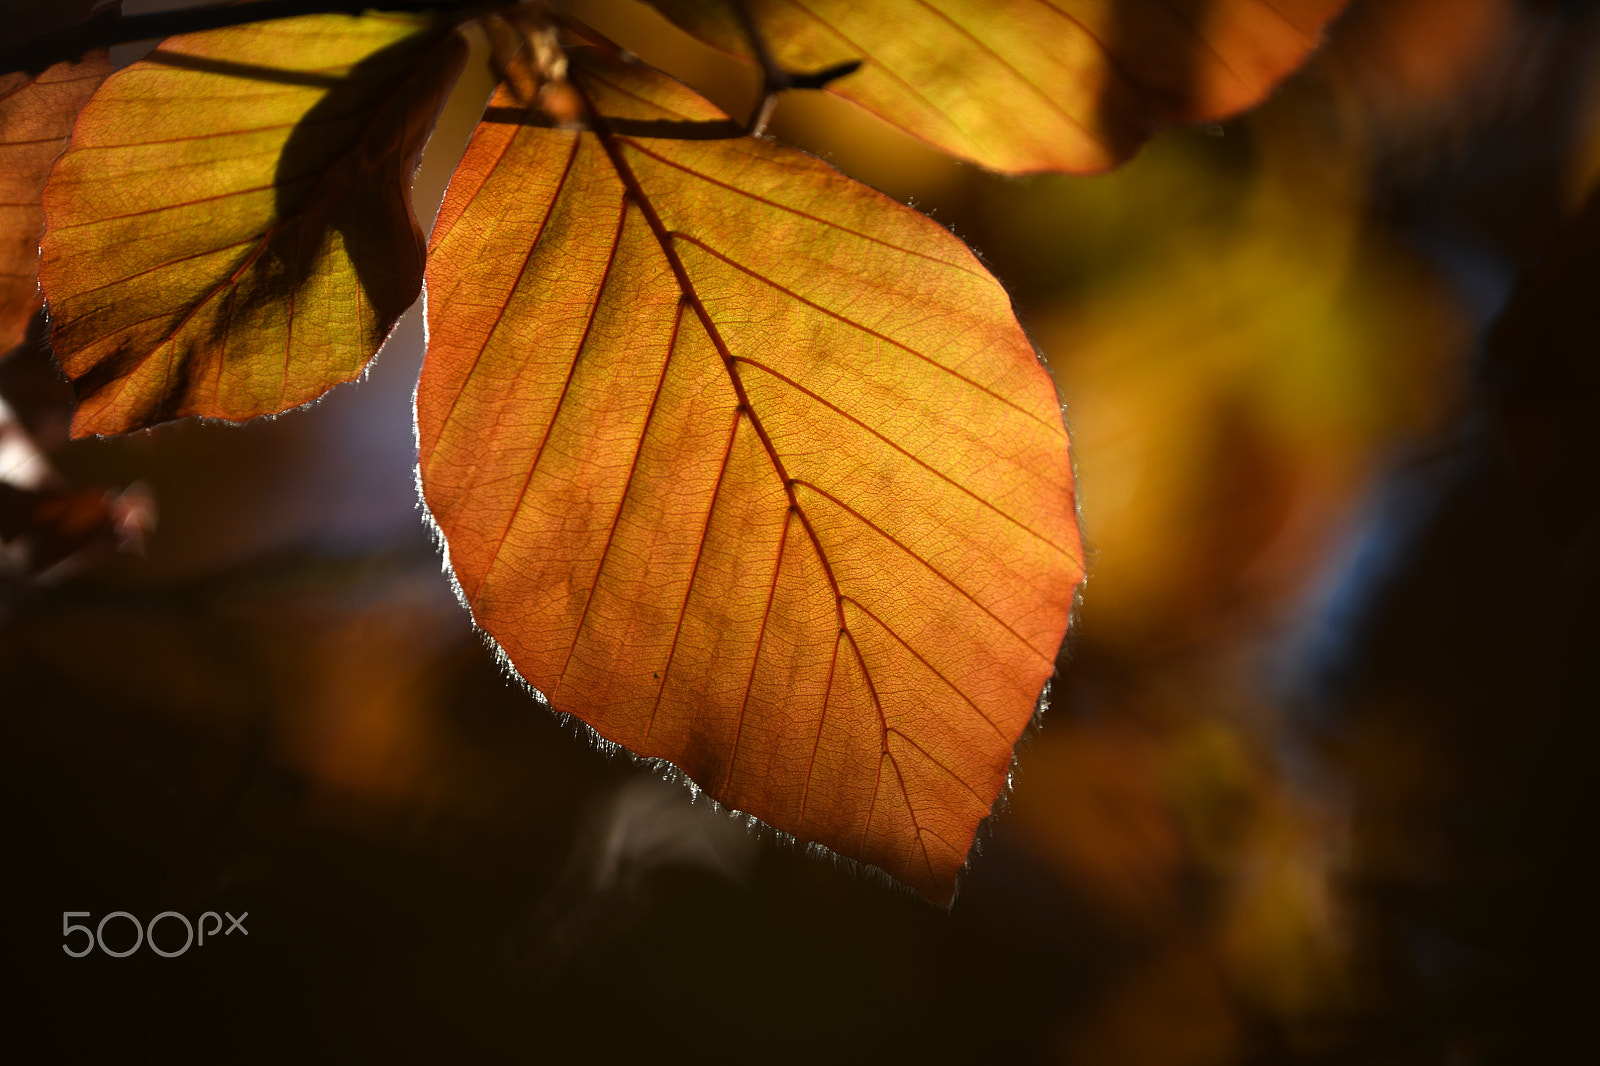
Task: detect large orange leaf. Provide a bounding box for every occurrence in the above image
[39,13,466,437]
[418,47,1084,903]
[0,55,111,354]
[644,0,1350,173]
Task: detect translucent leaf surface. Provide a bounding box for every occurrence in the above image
[646,0,1349,173]
[418,50,1083,902]
[0,55,110,353]
[39,13,466,437]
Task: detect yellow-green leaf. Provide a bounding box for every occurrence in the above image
[0,54,110,353]
[645,0,1350,173]
[418,49,1084,903]
[39,13,466,437]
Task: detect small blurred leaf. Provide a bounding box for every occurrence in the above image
[1024,111,1464,644]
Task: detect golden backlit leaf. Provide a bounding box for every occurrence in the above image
[646,0,1350,173]
[0,55,111,353]
[418,49,1083,902]
[38,14,466,437]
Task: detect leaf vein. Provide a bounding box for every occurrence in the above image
[667,231,1054,431]
[1143,0,1257,94]
[619,137,987,280]
[472,185,629,606]
[839,594,1006,740]
[731,354,1072,553]
[887,727,986,803]
[792,478,1055,664]
[908,0,1102,146]
[647,404,744,742]
[883,749,934,883]
[554,296,690,699]
[799,627,845,826]
[844,626,891,855]
[776,0,979,146]
[428,131,579,453]
[722,502,794,795]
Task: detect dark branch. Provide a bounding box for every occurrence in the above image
[731,1,860,136]
[1,0,864,145]
[785,59,863,91]
[0,0,502,77]
[482,105,746,140]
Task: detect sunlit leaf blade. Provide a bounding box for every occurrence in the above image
[0,55,111,353]
[646,0,1349,173]
[38,13,466,437]
[419,52,1084,903]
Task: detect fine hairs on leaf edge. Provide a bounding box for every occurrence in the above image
[409,283,1076,910]
[38,301,415,440]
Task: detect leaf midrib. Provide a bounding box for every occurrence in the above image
[579,86,970,877]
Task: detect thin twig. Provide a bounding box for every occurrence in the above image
[0,0,503,76]
[732,0,860,136]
